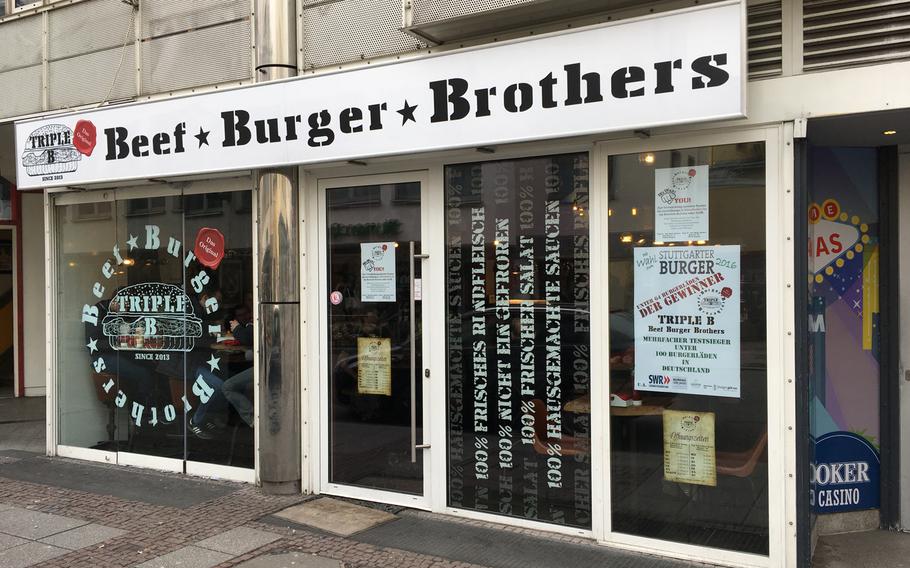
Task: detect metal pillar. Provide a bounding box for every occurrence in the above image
[255,0,300,494]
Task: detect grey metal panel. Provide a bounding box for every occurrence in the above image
[141,19,251,94]
[301,0,425,69]
[748,1,782,79]
[410,0,533,25]
[804,0,910,72]
[141,0,249,39]
[48,0,136,61]
[0,15,42,72]
[49,46,137,109]
[0,64,42,118]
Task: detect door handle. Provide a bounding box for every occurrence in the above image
[409,242,428,463]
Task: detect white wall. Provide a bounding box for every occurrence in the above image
[21,192,45,397]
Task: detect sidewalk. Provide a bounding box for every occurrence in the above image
[0,449,703,568]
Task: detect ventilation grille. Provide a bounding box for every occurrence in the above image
[0,15,43,118]
[410,0,534,25]
[301,0,425,70]
[804,0,910,72]
[748,1,783,79]
[142,20,251,94]
[141,0,249,40]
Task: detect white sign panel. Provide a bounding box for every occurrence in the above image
[361,242,396,302]
[633,245,740,398]
[15,2,744,189]
[655,165,710,242]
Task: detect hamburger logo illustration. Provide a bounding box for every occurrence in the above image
[21,123,84,177]
[101,283,203,352]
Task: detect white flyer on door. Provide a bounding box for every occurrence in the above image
[361,242,396,302]
[655,165,709,242]
[633,245,740,398]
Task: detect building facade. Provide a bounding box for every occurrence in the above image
[0,1,908,567]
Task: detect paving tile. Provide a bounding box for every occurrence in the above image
[235,552,344,568]
[134,545,234,568]
[0,532,28,552]
[195,526,281,556]
[0,507,88,539]
[0,541,69,568]
[274,497,396,537]
[38,523,126,550]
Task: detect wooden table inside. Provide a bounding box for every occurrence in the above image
[564,394,671,416]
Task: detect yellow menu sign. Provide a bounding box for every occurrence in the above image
[663,409,716,487]
[357,337,392,396]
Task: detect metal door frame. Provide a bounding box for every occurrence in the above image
[314,170,433,510]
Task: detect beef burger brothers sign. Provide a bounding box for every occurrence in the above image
[15,2,744,190]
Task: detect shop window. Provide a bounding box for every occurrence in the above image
[0,177,12,221]
[54,188,255,470]
[445,154,592,528]
[607,143,768,555]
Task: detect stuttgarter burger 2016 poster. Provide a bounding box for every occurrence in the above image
[633,245,741,398]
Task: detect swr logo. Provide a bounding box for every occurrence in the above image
[648,374,671,385]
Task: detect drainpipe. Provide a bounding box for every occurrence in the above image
[255,0,300,495]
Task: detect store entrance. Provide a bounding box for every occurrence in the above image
[320,173,430,507]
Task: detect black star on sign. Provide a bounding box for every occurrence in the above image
[195,127,210,147]
[397,100,418,125]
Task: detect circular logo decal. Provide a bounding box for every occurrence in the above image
[194,227,225,270]
[330,291,343,305]
[83,224,225,428]
[697,289,727,315]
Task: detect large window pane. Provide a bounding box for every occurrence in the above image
[608,143,768,554]
[446,154,592,528]
[55,188,254,469]
[56,200,123,450]
[184,191,255,468]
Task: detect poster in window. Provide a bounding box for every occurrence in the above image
[663,409,717,487]
[633,245,740,398]
[655,165,709,242]
[357,337,392,396]
[360,242,396,302]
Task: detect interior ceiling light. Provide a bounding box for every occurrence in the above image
[884,130,897,135]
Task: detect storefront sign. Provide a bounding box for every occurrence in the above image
[360,242,396,302]
[655,165,709,242]
[663,409,717,487]
[357,337,392,396]
[813,432,880,512]
[633,245,741,398]
[15,2,744,189]
[808,148,882,514]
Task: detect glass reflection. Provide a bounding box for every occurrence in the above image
[56,188,254,469]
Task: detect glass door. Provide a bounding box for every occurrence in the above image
[321,173,429,505]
